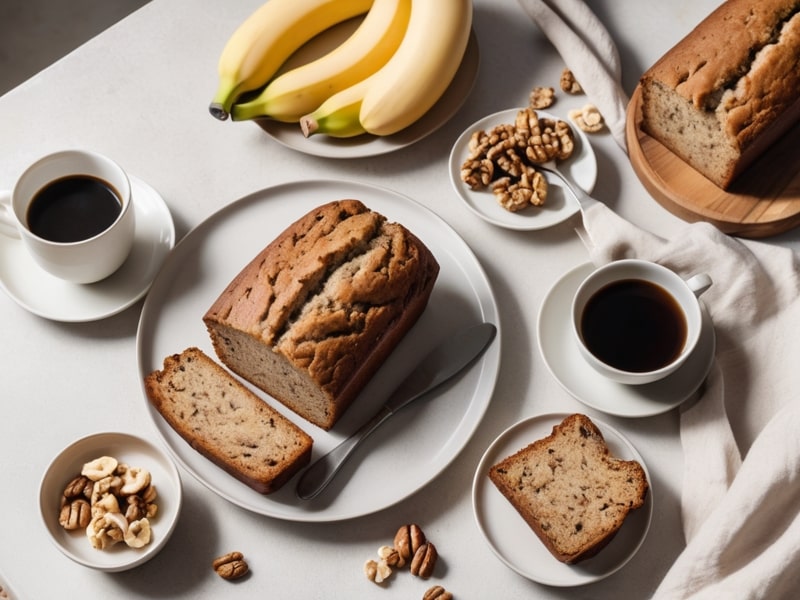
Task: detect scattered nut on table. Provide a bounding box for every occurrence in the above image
[560,68,583,94]
[410,541,438,578]
[423,585,454,600]
[569,103,605,133]
[213,551,249,580]
[394,523,427,565]
[529,86,555,109]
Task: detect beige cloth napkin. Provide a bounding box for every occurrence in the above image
[517,0,629,150]
[520,1,800,597]
[580,203,800,599]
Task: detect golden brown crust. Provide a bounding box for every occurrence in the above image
[488,414,648,564]
[203,200,439,430]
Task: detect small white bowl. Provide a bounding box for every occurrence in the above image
[39,432,182,572]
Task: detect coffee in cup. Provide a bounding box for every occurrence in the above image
[571,259,711,385]
[0,150,135,284]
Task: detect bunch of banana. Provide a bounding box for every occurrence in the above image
[211,0,473,138]
[300,0,472,138]
[231,0,411,123]
[209,0,374,120]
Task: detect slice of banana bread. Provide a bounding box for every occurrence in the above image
[144,347,313,494]
[488,413,648,563]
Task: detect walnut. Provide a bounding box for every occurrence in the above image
[460,157,494,189]
[364,558,392,583]
[529,86,555,109]
[378,545,402,567]
[569,103,605,133]
[492,167,548,211]
[424,585,454,600]
[213,551,249,580]
[560,68,583,94]
[410,542,438,578]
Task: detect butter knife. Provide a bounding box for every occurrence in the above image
[295,321,497,500]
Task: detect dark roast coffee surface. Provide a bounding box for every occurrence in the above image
[27,175,121,243]
[581,278,687,373]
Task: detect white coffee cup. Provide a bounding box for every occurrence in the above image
[571,259,712,385]
[0,150,135,284]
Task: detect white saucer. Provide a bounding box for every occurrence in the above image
[473,412,653,586]
[448,108,597,230]
[0,175,175,322]
[537,263,716,417]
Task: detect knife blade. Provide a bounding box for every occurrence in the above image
[295,321,497,500]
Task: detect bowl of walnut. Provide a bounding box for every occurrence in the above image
[39,432,182,572]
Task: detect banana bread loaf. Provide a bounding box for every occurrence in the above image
[640,0,800,189]
[203,199,439,431]
[488,413,648,564]
[144,347,313,494]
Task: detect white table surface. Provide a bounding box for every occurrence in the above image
[2,0,798,598]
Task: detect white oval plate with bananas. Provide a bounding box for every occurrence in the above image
[449,109,598,231]
[254,26,480,159]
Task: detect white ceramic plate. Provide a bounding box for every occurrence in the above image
[253,23,480,159]
[472,413,653,586]
[39,432,183,572]
[136,179,501,522]
[0,176,175,322]
[0,569,18,599]
[448,108,597,230]
[538,263,716,417]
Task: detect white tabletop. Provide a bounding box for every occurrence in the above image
[2,0,796,597]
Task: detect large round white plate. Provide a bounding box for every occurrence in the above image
[472,413,653,586]
[538,263,716,417]
[39,432,183,573]
[0,176,175,322]
[449,109,597,230]
[136,179,501,522]
[254,30,480,159]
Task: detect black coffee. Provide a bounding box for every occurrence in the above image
[580,278,687,373]
[27,175,122,243]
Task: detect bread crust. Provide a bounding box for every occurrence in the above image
[203,200,439,430]
[488,414,648,564]
[640,0,800,188]
[144,347,313,494]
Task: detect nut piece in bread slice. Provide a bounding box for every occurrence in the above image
[144,347,313,494]
[488,413,648,563]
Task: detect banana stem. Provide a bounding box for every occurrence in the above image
[300,117,319,137]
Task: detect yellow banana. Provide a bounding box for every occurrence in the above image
[359,0,473,135]
[209,0,374,120]
[300,77,371,138]
[232,0,412,123]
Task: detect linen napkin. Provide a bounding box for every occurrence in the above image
[517,0,629,150]
[580,202,800,599]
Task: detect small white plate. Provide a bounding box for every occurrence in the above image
[0,176,175,322]
[448,108,597,230]
[0,568,18,599]
[472,413,653,587]
[255,31,480,158]
[39,432,182,572]
[538,263,716,417]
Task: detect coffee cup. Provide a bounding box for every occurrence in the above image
[0,150,135,284]
[571,259,712,385]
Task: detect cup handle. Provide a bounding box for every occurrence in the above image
[0,189,21,239]
[686,273,712,297]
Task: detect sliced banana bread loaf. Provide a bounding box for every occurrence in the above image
[144,347,313,494]
[488,413,648,563]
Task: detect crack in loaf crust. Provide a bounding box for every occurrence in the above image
[144,347,313,494]
[488,414,648,564]
[203,199,440,431]
[640,0,800,189]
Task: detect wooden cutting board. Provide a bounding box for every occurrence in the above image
[626,85,800,239]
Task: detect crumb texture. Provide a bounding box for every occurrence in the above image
[144,347,312,494]
[203,199,439,430]
[488,413,648,563]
